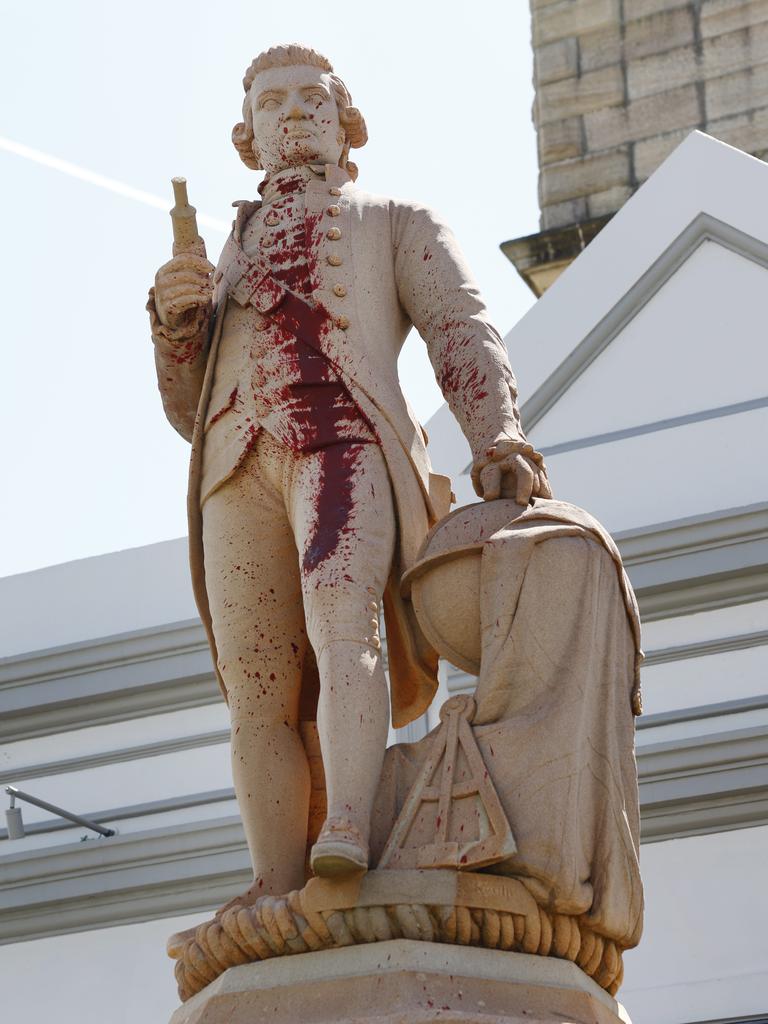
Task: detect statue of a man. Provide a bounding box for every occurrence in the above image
[147,44,550,904]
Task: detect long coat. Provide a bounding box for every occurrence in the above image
[149,164,527,728]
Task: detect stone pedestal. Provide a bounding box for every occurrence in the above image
[169,939,631,1024]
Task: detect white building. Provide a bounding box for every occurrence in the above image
[1,132,766,1024]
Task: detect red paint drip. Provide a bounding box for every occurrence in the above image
[302,443,365,575]
[207,387,239,426]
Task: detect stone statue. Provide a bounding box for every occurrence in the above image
[148,42,643,1021]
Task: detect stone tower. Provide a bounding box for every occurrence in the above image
[505,0,768,294]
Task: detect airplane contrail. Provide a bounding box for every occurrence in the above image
[0,136,231,232]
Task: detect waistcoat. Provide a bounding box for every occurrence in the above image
[200,167,375,503]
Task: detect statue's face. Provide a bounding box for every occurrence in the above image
[249,64,344,175]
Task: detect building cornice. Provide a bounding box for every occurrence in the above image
[0,815,250,943]
[0,619,218,743]
[639,725,768,842]
[616,503,768,620]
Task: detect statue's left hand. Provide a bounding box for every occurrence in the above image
[471,437,553,504]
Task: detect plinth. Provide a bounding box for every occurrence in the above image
[169,939,631,1024]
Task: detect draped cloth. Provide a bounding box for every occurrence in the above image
[374,498,644,950]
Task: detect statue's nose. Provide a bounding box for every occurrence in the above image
[286,104,306,120]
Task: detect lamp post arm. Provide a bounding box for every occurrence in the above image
[4,786,116,838]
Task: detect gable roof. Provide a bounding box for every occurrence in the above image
[509,131,768,433]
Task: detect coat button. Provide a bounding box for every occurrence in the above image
[327,204,341,217]
[329,187,342,196]
[333,284,347,297]
[261,235,275,248]
[326,254,343,266]
[336,315,350,330]
[264,210,280,226]
[326,227,342,240]
[371,637,381,650]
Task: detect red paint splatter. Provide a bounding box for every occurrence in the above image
[168,337,206,366]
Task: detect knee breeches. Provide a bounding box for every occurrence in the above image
[201,432,395,712]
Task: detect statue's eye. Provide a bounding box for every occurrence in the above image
[259,97,280,111]
[307,92,326,107]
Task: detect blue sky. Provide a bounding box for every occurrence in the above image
[1,0,540,576]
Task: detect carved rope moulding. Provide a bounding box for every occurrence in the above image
[169,871,625,1003]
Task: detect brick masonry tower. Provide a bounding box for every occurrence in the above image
[504,0,768,294]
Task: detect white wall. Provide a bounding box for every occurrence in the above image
[642,601,768,649]
[530,241,768,447]
[0,538,196,657]
[0,913,199,1024]
[621,826,768,1024]
[534,407,767,535]
[1,704,229,776]
[641,646,766,716]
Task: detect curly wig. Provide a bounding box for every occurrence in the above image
[232,44,368,180]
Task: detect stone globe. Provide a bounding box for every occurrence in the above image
[401,499,526,675]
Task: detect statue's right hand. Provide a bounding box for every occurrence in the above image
[154,253,215,331]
